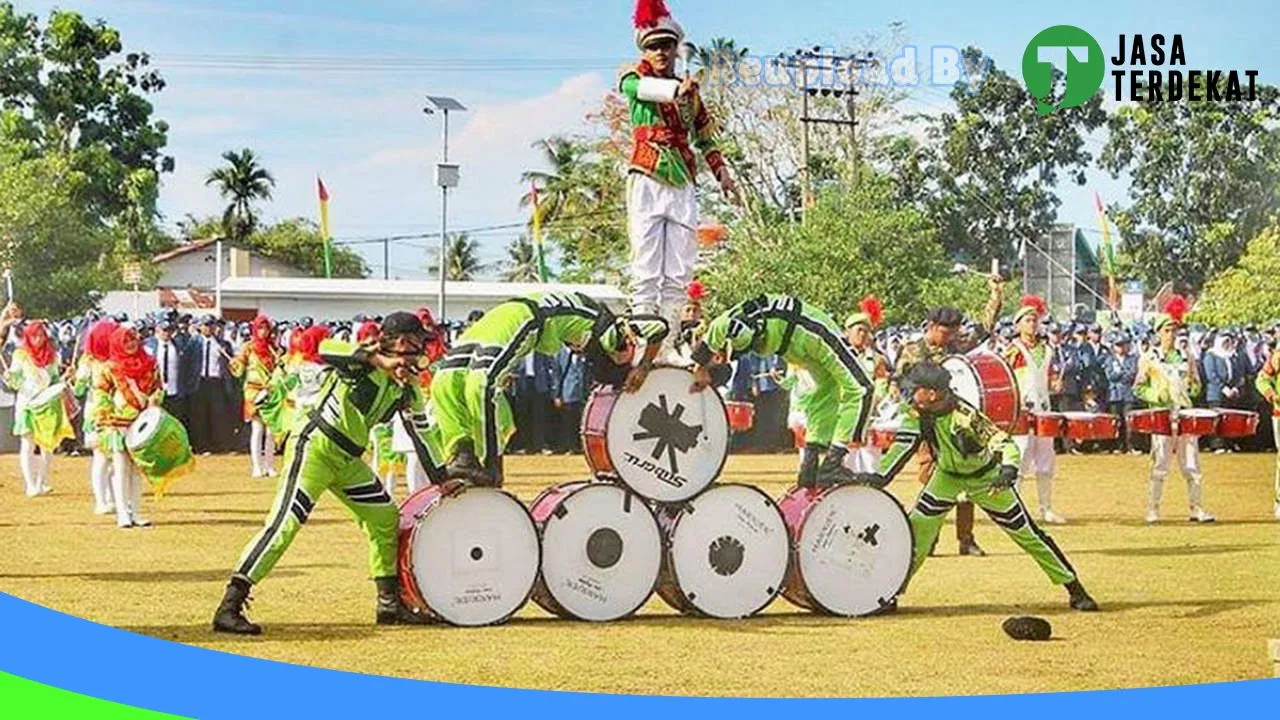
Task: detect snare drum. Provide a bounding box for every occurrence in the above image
[1176,409,1220,437]
[1061,412,1120,441]
[529,482,661,622]
[125,407,194,491]
[779,484,913,617]
[1030,412,1066,437]
[654,484,789,619]
[1215,409,1259,438]
[725,401,755,433]
[581,366,729,504]
[942,354,1021,432]
[1127,408,1173,436]
[397,481,540,626]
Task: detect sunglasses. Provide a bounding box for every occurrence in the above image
[644,39,678,52]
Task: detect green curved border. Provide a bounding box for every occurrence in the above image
[0,671,189,719]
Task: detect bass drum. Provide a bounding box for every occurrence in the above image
[529,481,661,622]
[942,354,1021,431]
[580,366,729,504]
[397,481,540,626]
[779,484,913,617]
[654,484,789,619]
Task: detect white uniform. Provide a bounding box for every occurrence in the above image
[1009,340,1061,520]
[627,171,699,346]
[1142,348,1209,520]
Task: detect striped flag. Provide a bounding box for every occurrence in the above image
[318,177,333,278]
[1094,192,1118,308]
[530,183,549,282]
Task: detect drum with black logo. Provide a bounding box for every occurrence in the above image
[397,481,539,626]
[942,354,1020,432]
[581,366,729,504]
[654,484,789,619]
[779,484,913,617]
[529,481,661,622]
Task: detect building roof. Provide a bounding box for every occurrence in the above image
[152,237,222,264]
[218,276,627,302]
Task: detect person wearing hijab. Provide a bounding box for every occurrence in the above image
[1,310,62,497]
[230,316,281,479]
[73,320,120,513]
[94,327,162,528]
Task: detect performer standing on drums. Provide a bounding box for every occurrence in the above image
[95,327,162,529]
[1000,294,1067,525]
[229,315,281,480]
[623,0,737,359]
[874,362,1099,611]
[690,295,873,486]
[1135,297,1214,524]
[73,319,119,514]
[431,292,668,486]
[213,312,443,635]
[843,296,891,474]
[1253,343,1280,520]
[1,309,62,497]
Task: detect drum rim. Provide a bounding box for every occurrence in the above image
[945,353,1023,430]
[588,368,731,502]
[657,482,789,618]
[784,483,915,617]
[580,385,620,479]
[532,481,660,622]
[403,483,541,627]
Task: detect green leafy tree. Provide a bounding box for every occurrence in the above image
[502,235,542,282]
[1193,223,1280,326]
[1099,78,1280,290]
[446,234,484,281]
[0,4,172,220]
[205,148,276,243]
[0,153,111,317]
[249,218,367,279]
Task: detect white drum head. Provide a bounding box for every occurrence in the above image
[1179,409,1219,418]
[540,484,661,622]
[409,488,539,626]
[605,367,728,503]
[665,484,789,619]
[125,407,164,449]
[795,485,912,617]
[941,358,981,409]
[29,383,65,407]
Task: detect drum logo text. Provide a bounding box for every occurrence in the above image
[622,452,689,488]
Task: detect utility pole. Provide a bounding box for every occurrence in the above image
[383,238,389,280]
[424,96,466,321]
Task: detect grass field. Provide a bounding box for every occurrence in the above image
[1,451,1277,697]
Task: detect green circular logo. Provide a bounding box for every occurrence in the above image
[1022,25,1105,115]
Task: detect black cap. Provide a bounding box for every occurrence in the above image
[381,311,426,340]
[925,307,964,328]
[907,361,953,392]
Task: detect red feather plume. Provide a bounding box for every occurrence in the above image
[1163,295,1189,324]
[1020,294,1047,317]
[633,0,671,28]
[859,295,884,329]
[686,280,705,303]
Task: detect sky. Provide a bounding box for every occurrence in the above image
[22,0,1280,278]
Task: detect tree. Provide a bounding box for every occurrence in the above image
[0,153,111,317]
[502,235,542,282]
[915,47,1107,267]
[446,234,484,281]
[0,4,172,220]
[249,218,368,279]
[1193,223,1280,326]
[1099,78,1280,290]
[205,148,276,243]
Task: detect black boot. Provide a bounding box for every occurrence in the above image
[212,576,262,635]
[375,576,432,625]
[797,444,825,488]
[1065,579,1099,611]
[446,440,488,484]
[817,446,858,486]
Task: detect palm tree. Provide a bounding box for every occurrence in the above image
[204,148,275,243]
[519,136,599,225]
[502,235,542,282]
[691,37,749,77]
[446,234,484,281]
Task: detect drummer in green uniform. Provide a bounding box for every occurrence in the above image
[430,292,668,486]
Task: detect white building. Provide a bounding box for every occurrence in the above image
[216,277,627,323]
[152,238,307,289]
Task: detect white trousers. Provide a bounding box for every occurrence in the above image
[406,454,429,495]
[18,436,52,497]
[248,419,275,475]
[1014,435,1058,511]
[110,451,146,527]
[842,445,882,474]
[1148,434,1205,511]
[90,448,114,511]
[627,173,698,335]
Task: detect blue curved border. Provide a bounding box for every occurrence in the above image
[0,592,1275,717]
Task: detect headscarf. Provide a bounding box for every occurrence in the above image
[249,315,276,370]
[108,327,158,390]
[1210,333,1236,361]
[20,321,55,369]
[297,325,331,364]
[86,320,119,363]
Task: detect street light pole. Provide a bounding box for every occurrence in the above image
[425,95,466,323]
